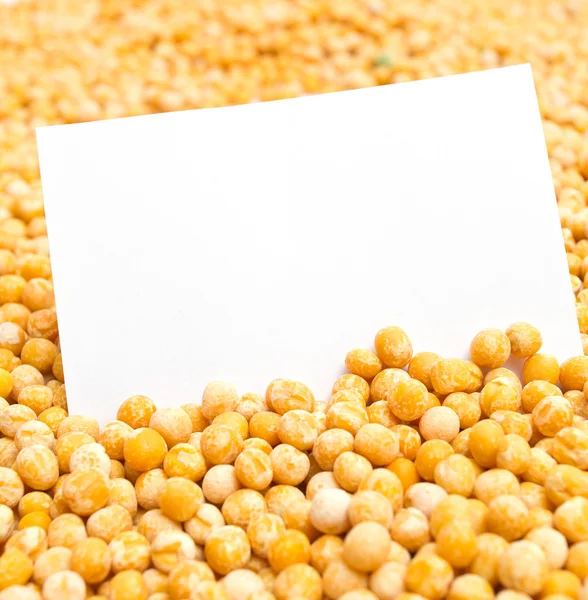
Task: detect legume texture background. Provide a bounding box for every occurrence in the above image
[1,1,588,600]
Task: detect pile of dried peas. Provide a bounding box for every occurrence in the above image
[3,0,588,599]
[0,324,588,600]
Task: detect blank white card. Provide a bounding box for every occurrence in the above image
[36,64,581,422]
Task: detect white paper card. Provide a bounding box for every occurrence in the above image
[36,64,581,422]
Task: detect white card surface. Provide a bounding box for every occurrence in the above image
[36,64,581,422]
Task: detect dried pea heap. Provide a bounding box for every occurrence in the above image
[3,0,588,598]
[0,323,587,600]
